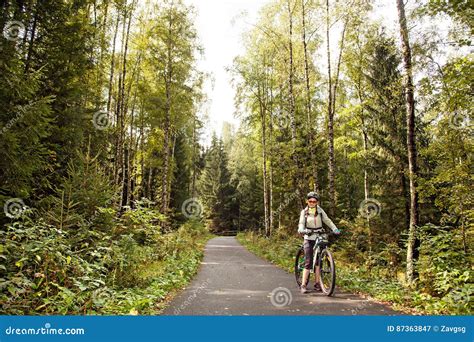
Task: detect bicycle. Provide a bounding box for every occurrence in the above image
[294,229,336,296]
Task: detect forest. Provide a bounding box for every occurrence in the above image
[0,0,472,315]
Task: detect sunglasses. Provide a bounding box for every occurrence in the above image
[308,200,317,203]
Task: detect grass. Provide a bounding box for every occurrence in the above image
[99,221,214,315]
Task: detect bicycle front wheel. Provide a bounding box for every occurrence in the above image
[294,246,307,288]
[319,248,336,296]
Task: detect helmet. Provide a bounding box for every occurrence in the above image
[307,192,320,201]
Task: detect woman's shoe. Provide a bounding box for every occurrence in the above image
[300,285,308,294]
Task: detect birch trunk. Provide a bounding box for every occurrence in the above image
[396,0,420,284]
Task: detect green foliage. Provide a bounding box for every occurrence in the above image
[198,135,239,232]
[424,0,473,42]
[0,145,210,314]
[119,199,165,245]
[0,62,54,205]
[416,224,472,313]
[0,212,211,314]
[1,0,208,315]
[0,216,109,314]
[227,130,265,231]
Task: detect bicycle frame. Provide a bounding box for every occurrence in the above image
[311,235,329,271]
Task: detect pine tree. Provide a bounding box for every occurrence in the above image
[198,135,238,233]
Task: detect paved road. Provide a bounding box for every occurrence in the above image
[161,237,399,315]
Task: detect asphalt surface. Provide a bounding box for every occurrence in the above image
[161,236,399,315]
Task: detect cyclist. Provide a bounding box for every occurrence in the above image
[297,191,340,294]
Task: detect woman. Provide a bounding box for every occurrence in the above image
[297,191,340,294]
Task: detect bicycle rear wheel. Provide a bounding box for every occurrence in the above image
[319,248,336,296]
[294,246,307,287]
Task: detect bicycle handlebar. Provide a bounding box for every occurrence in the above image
[300,228,341,235]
